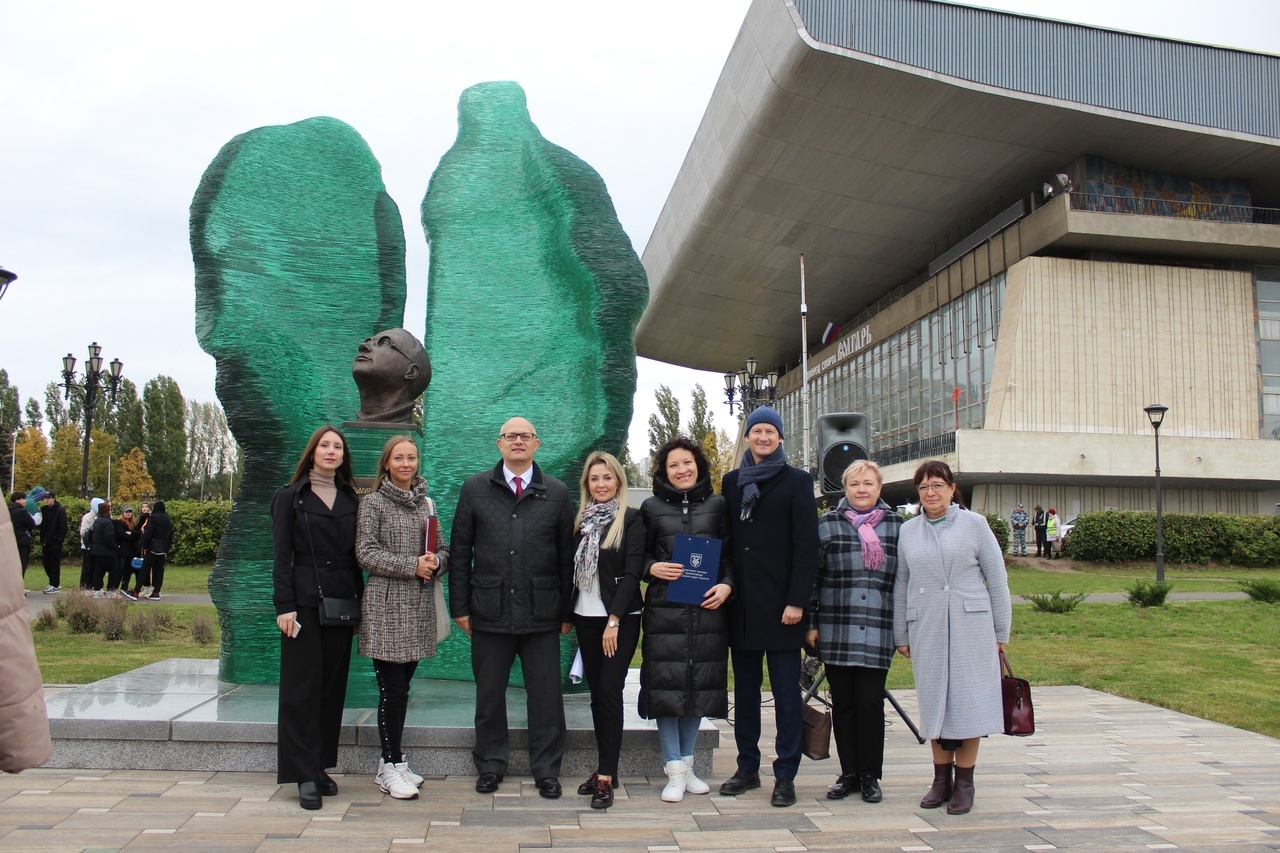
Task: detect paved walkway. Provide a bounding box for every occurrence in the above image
[4,686,1278,852]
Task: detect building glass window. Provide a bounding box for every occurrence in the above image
[1258,267,1280,439]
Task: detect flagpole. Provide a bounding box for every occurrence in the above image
[800,254,812,476]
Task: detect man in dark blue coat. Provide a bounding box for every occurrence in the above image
[720,406,819,807]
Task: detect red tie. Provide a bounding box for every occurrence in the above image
[513,476,524,497]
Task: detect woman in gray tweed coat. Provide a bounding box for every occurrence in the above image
[807,460,902,804]
[893,460,1010,816]
[356,436,449,800]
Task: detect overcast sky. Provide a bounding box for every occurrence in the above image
[1,0,1276,463]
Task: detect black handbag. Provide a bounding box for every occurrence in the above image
[318,586,361,627]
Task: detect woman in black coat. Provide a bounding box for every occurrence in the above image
[271,425,362,811]
[639,437,733,803]
[570,451,645,810]
[88,501,117,595]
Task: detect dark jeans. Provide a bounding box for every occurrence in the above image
[42,543,62,587]
[470,628,566,779]
[825,663,888,780]
[731,647,803,781]
[277,606,354,784]
[373,658,419,762]
[574,613,641,777]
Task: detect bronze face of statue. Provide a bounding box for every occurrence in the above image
[352,328,432,424]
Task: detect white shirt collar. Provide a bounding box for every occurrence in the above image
[503,464,533,492]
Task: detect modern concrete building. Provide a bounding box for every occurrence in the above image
[637,0,1280,516]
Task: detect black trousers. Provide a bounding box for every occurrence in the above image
[1034,527,1048,557]
[825,663,888,780]
[470,628,566,779]
[574,613,641,777]
[140,553,167,593]
[90,555,116,591]
[732,648,803,781]
[80,551,93,589]
[16,543,30,576]
[277,606,354,784]
[42,543,61,587]
[118,556,136,592]
[373,658,419,762]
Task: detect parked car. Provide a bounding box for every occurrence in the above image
[1059,516,1079,539]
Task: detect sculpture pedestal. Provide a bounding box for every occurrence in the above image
[42,660,714,776]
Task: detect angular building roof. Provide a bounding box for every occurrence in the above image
[636,0,1280,373]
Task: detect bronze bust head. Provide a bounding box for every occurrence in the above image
[352,328,431,424]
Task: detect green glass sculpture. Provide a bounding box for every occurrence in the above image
[191,116,406,687]
[418,81,649,684]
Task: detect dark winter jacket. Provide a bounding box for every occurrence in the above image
[113,520,138,559]
[140,510,173,555]
[449,461,574,634]
[89,515,117,557]
[723,463,820,651]
[572,507,645,618]
[8,504,35,548]
[637,476,733,719]
[39,501,67,552]
[271,476,361,616]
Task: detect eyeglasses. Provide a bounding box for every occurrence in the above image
[916,482,952,493]
[499,432,537,442]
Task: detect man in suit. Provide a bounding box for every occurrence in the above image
[719,406,820,807]
[450,417,575,799]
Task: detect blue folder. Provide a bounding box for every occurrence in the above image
[667,534,722,606]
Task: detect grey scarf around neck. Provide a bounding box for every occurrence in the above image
[737,446,787,521]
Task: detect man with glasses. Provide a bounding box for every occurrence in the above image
[450,417,575,799]
[351,328,432,425]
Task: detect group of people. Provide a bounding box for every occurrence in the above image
[8,488,67,593]
[272,406,1011,817]
[1009,504,1066,558]
[79,498,173,599]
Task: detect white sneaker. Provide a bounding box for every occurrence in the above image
[395,756,424,788]
[376,758,419,799]
[681,755,710,794]
[43,585,61,594]
[661,759,688,803]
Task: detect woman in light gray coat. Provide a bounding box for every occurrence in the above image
[357,435,449,800]
[893,460,1010,816]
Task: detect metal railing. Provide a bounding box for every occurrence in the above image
[872,431,957,467]
[1068,192,1280,225]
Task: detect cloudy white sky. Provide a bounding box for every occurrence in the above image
[1,0,1276,462]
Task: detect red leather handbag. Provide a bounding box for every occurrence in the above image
[1000,650,1035,736]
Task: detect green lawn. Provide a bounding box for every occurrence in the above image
[1006,561,1280,595]
[24,563,214,595]
[33,604,220,684]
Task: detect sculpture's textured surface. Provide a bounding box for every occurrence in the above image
[420,81,649,686]
[191,116,405,686]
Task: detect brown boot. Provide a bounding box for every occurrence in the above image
[920,762,953,808]
[947,765,975,814]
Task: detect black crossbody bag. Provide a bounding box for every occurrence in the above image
[299,495,361,628]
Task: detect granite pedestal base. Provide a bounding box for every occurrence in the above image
[43,659,715,776]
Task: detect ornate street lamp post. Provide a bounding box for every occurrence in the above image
[722,357,779,415]
[1143,403,1168,583]
[61,342,124,498]
[0,265,16,302]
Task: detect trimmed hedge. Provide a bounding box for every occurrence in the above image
[30,498,231,567]
[1063,510,1280,566]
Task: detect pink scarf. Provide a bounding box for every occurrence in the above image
[842,508,886,570]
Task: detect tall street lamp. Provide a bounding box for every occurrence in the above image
[723,357,779,415]
[0,265,16,302]
[61,342,124,498]
[1143,403,1168,583]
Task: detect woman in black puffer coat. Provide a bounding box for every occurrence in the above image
[639,437,734,802]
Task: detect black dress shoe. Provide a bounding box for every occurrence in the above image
[577,771,600,795]
[535,777,562,799]
[316,772,338,797]
[860,774,883,803]
[297,781,322,810]
[590,778,613,809]
[719,771,761,796]
[826,774,857,800]
[770,778,797,807]
[475,771,503,793]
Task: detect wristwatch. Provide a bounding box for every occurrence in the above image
[606,619,620,629]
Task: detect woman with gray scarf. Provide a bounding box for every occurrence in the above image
[570,451,645,810]
[356,435,449,801]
